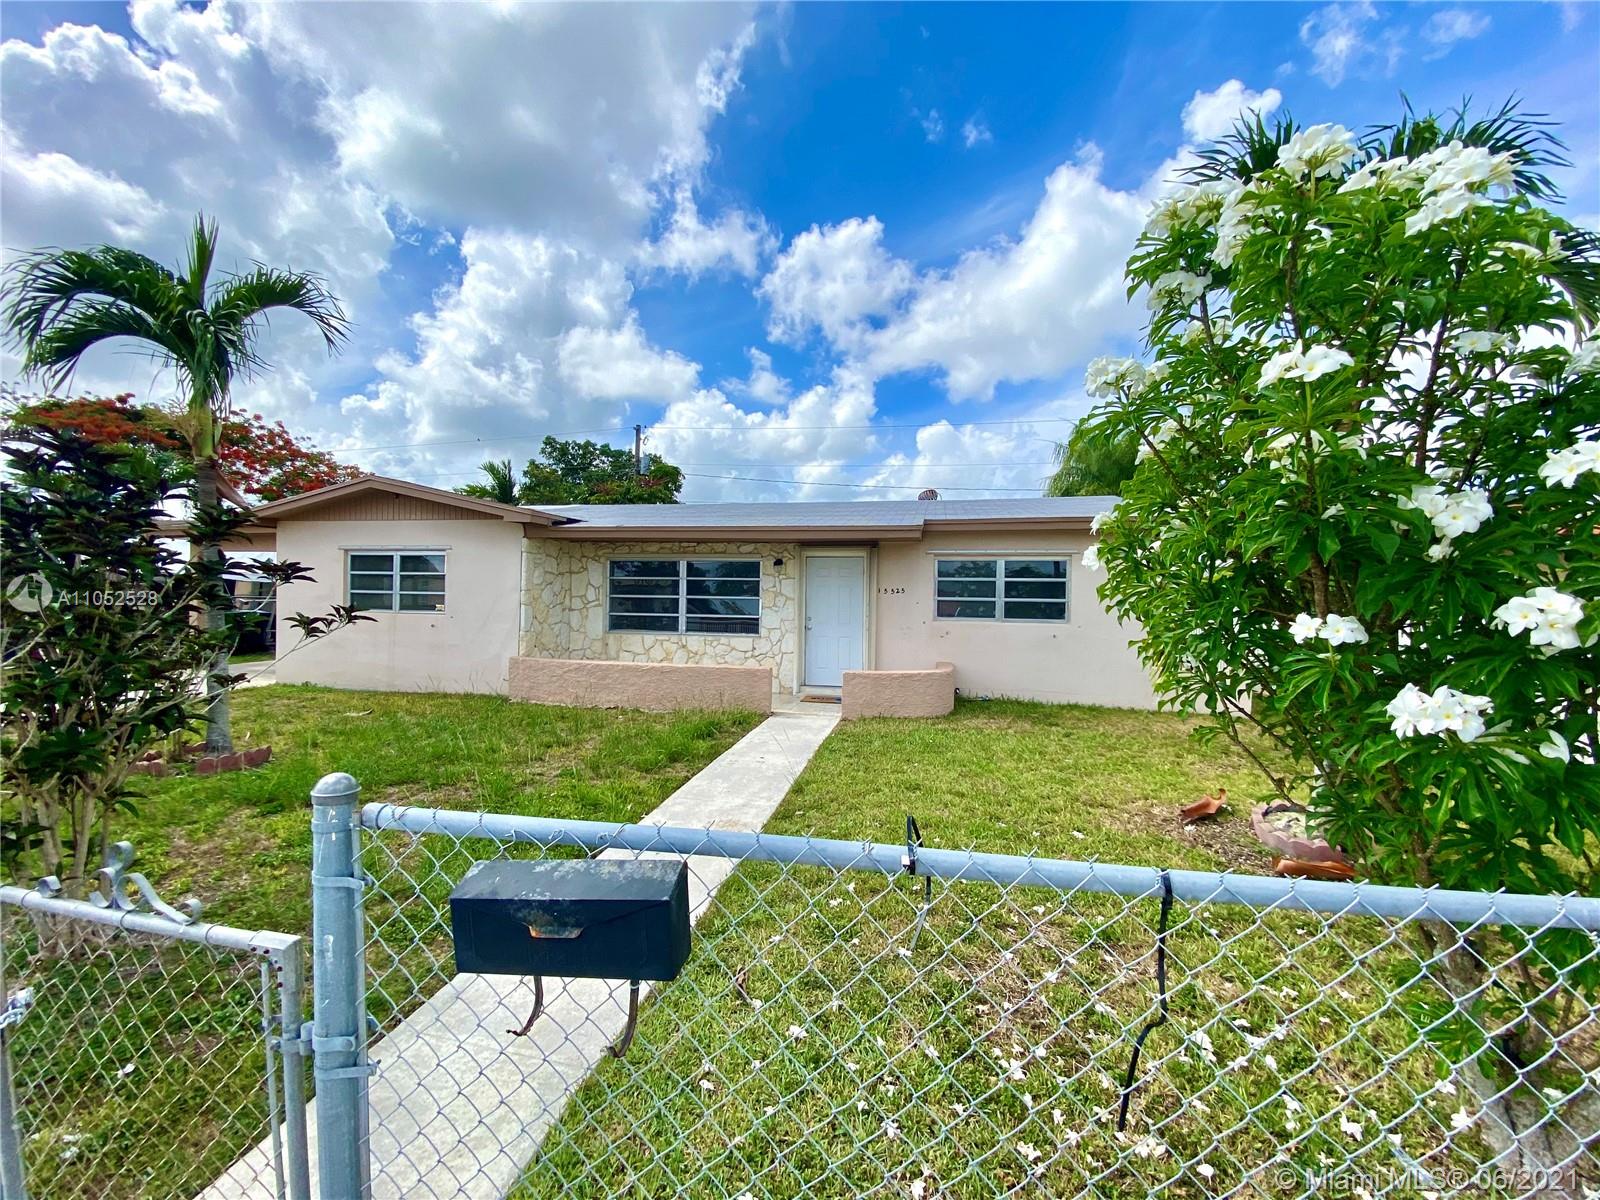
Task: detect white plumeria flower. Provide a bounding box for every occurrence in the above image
[1494,588,1586,652]
[1211,184,1255,268]
[1539,438,1600,488]
[1405,185,1492,236]
[1146,269,1211,311]
[1080,545,1102,571]
[1386,684,1492,741]
[1540,730,1571,764]
[1258,342,1355,387]
[1430,686,1492,742]
[1320,614,1368,646]
[1430,489,1493,539]
[1135,419,1179,463]
[1084,356,1150,399]
[1289,613,1324,644]
[1276,124,1359,180]
[1400,483,1492,540]
[1426,539,1456,562]
[1452,330,1511,355]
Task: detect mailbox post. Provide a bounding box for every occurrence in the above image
[450,858,692,1054]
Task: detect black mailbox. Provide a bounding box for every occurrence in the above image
[450,858,691,982]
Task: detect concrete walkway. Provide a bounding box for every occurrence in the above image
[201,708,839,1200]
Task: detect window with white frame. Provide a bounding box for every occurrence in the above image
[935,558,1069,621]
[347,551,446,612]
[608,558,761,635]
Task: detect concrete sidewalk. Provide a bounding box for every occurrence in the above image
[201,708,839,1200]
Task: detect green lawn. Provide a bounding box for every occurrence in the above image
[507,701,1519,1199]
[2,685,762,1200]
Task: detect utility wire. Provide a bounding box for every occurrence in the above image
[328,416,1076,456]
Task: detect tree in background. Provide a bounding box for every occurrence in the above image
[1046,420,1139,497]
[4,392,361,501]
[1,419,368,894]
[457,458,523,504]
[3,215,349,753]
[457,436,684,505]
[1080,101,1598,1180]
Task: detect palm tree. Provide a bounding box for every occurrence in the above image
[4,214,349,752]
[457,458,524,505]
[1046,421,1138,498]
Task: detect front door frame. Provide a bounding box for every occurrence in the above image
[798,548,872,690]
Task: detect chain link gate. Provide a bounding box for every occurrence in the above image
[305,776,1599,1200]
[0,844,308,1200]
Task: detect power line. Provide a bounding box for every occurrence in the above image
[649,417,1075,432]
[326,415,1077,457]
[328,425,624,455]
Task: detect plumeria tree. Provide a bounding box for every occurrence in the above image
[1077,105,1599,1186]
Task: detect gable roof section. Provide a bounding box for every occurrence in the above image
[247,475,563,525]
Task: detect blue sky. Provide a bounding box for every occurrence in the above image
[2,2,1596,499]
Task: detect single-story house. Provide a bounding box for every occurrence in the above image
[240,476,1158,715]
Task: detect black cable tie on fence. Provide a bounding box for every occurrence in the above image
[1117,869,1174,1133]
[904,814,934,953]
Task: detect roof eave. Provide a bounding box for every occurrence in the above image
[533,524,925,542]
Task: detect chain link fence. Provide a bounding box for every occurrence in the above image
[0,863,308,1200]
[350,802,1600,1200]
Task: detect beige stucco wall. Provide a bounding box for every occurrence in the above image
[508,657,772,713]
[520,539,801,696]
[273,517,524,693]
[872,529,1159,709]
[841,662,955,720]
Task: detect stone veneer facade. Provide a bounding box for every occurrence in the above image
[519,539,802,696]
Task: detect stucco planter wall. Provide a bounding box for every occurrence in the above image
[520,539,800,694]
[508,656,773,714]
[840,662,955,720]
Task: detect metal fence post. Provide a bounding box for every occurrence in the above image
[275,944,312,1200]
[310,771,371,1200]
[0,953,29,1200]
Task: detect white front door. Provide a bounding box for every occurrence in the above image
[803,556,865,687]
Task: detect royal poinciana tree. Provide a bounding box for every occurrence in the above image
[0,420,368,895]
[6,392,363,501]
[1077,105,1599,1184]
[2,215,349,753]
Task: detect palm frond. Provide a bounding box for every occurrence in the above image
[1361,96,1569,201]
[3,246,181,351]
[1046,421,1138,497]
[458,459,522,505]
[182,214,221,308]
[209,266,350,375]
[1180,111,1303,187]
[11,301,186,394]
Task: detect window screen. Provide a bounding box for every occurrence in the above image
[348,552,446,613]
[935,558,1068,621]
[608,559,761,635]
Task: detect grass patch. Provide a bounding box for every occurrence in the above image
[3,685,761,1199]
[498,700,1512,1198]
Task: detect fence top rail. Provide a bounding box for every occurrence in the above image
[360,802,1600,933]
[0,884,300,957]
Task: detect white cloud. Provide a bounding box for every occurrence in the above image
[647,365,882,501]
[1,0,765,491]
[1422,9,1490,57]
[242,2,757,242]
[758,217,916,349]
[917,108,945,143]
[860,147,1146,401]
[1181,79,1283,143]
[558,319,702,404]
[638,188,772,279]
[331,229,638,476]
[961,116,993,149]
[1299,1,1400,86]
